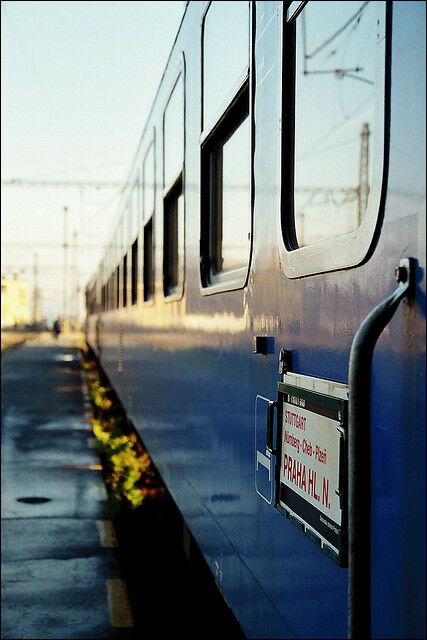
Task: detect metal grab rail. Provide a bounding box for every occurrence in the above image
[347,257,415,639]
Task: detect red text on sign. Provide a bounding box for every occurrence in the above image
[283,454,331,509]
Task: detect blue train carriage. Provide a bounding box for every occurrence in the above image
[85,2,426,638]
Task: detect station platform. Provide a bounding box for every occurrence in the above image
[1,333,134,639]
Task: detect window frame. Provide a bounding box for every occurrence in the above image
[115,264,120,310]
[122,252,128,308]
[279,1,389,278]
[128,175,140,307]
[200,1,253,295]
[163,174,184,299]
[142,134,156,304]
[163,67,185,191]
[131,237,138,306]
[162,62,186,302]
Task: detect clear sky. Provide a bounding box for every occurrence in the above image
[1,0,186,323]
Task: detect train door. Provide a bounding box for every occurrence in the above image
[253,2,425,638]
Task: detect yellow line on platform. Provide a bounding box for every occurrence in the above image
[55,463,102,470]
[107,579,134,628]
[96,520,118,548]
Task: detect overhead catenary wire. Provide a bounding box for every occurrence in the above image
[302,2,373,84]
[305,1,370,60]
[296,91,374,161]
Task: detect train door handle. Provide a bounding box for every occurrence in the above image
[348,257,415,639]
[266,400,277,455]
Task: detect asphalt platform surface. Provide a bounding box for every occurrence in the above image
[1,333,134,639]
[1,333,245,640]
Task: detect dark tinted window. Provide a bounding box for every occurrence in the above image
[122,254,128,307]
[143,140,155,302]
[143,219,154,301]
[115,266,120,309]
[201,85,250,284]
[163,178,183,296]
[131,239,138,305]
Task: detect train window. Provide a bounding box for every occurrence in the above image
[143,139,156,302]
[143,143,155,221]
[143,218,154,301]
[107,274,111,311]
[130,178,139,245]
[101,284,106,311]
[163,177,184,297]
[164,75,184,189]
[115,265,120,309]
[281,1,387,277]
[202,1,250,132]
[110,273,114,311]
[163,72,184,299]
[201,2,252,291]
[201,83,251,287]
[122,253,128,307]
[131,239,138,305]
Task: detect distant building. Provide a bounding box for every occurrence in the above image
[1,275,31,328]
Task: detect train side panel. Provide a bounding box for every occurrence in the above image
[86,2,426,638]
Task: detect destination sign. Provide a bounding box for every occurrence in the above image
[277,379,347,564]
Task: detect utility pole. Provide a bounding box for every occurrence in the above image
[358,122,370,225]
[63,206,69,332]
[72,230,79,329]
[33,252,41,324]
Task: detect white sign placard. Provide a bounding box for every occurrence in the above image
[277,381,347,561]
[281,404,341,524]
